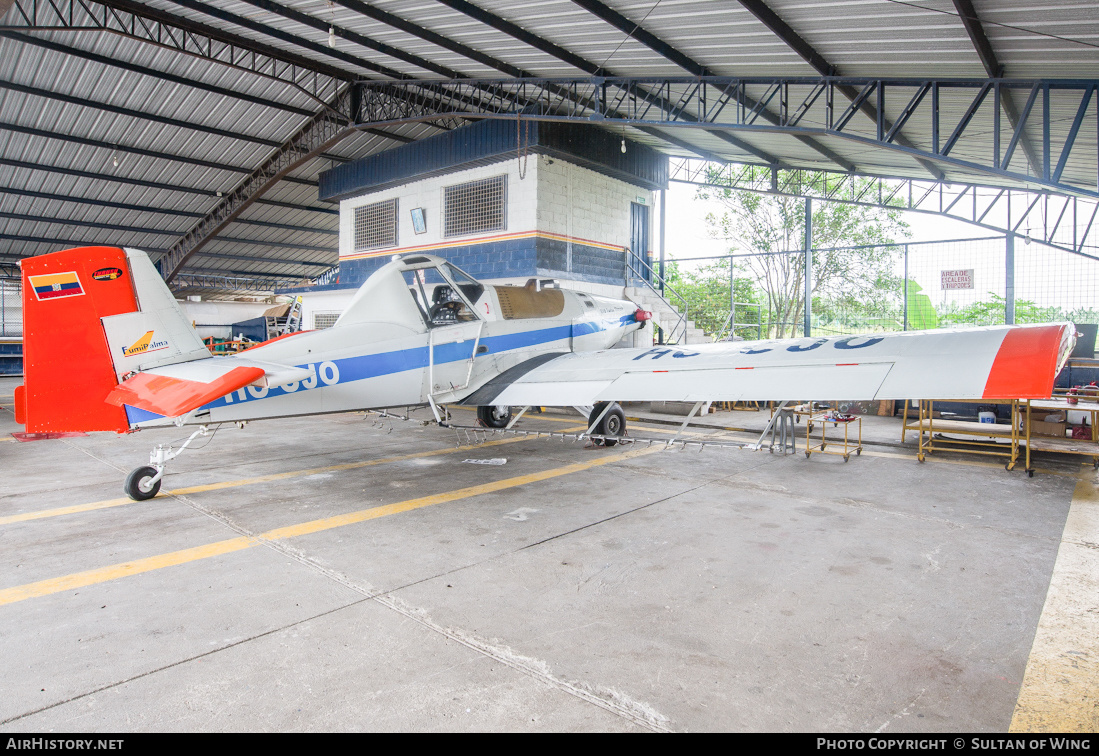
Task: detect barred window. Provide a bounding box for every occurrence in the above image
[312,312,340,330]
[354,198,398,252]
[444,175,507,238]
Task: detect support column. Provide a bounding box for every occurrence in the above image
[903,243,909,331]
[659,187,666,292]
[1005,232,1016,325]
[729,255,735,340]
[804,198,813,337]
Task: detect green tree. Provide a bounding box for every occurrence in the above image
[697,168,910,338]
[938,293,1083,326]
[664,259,761,339]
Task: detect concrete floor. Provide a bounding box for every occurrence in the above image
[0,376,1089,732]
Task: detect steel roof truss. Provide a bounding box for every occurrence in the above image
[831,82,876,133]
[1053,86,1095,184]
[160,87,358,281]
[356,76,1094,196]
[671,159,1099,258]
[1000,85,1040,172]
[3,0,347,104]
[941,82,993,158]
[0,30,317,117]
[885,84,931,145]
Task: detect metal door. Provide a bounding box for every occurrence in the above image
[630,202,650,281]
[429,321,483,396]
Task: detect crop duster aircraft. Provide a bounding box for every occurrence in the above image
[14,246,1075,501]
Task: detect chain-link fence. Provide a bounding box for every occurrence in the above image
[1,279,20,337]
[664,235,1099,342]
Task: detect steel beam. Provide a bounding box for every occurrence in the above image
[211,236,337,253]
[169,273,301,293]
[0,121,317,186]
[2,0,348,103]
[432,0,755,162]
[233,0,462,79]
[0,31,318,117]
[194,251,333,268]
[0,156,221,197]
[160,87,358,281]
[0,80,283,149]
[951,0,1041,177]
[567,0,854,171]
[433,0,604,76]
[669,158,1099,259]
[160,0,403,79]
[351,76,1098,199]
[735,0,943,180]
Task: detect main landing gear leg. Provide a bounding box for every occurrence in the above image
[124,425,213,501]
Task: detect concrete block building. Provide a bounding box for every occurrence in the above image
[310,119,666,311]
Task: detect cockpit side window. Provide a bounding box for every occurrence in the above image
[442,262,485,306]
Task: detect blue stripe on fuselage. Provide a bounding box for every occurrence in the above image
[193,315,633,411]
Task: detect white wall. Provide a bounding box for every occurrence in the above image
[299,289,358,330]
[536,155,655,254]
[179,300,276,340]
[339,159,541,262]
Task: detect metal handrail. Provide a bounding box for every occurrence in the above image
[624,248,691,345]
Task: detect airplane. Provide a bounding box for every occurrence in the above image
[13,245,1075,501]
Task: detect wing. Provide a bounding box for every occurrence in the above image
[106,357,315,418]
[460,324,1075,407]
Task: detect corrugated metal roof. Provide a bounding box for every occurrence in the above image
[0,0,1096,296]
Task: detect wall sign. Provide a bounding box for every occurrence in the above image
[941,269,974,289]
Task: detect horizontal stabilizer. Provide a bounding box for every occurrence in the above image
[107,366,266,418]
[106,355,317,419]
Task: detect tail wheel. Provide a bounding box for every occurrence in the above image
[589,402,626,447]
[124,465,161,501]
[477,405,512,428]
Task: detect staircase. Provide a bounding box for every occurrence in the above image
[623,248,708,345]
[625,287,708,345]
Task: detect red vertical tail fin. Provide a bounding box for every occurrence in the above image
[19,247,138,433]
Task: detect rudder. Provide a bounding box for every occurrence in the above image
[19,247,138,432]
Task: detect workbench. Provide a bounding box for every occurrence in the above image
[1020,398,1099,476]
[902,399,1022,468]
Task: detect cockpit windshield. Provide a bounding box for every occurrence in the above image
[399,258,483,327]
[442,262,485,305]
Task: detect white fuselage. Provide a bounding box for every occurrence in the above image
[128,282,642,428]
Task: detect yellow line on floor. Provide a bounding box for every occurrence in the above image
[0,425,587,526]
[1010,471,1099,732]
[0,445,661,607]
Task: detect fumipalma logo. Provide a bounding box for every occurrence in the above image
[121,330,169,357]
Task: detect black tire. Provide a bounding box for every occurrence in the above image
[477,405,511,428]
[589,402,626,447]
[124,465,161,501]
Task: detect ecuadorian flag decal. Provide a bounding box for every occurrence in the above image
[29,271,84,301]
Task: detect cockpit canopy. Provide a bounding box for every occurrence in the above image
[335,254,485,331]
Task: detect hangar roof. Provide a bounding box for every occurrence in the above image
[0,0,1096,295]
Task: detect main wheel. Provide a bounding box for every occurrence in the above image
[477,405,511,428]
[124,465,161,501]
[589,402,626,447]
